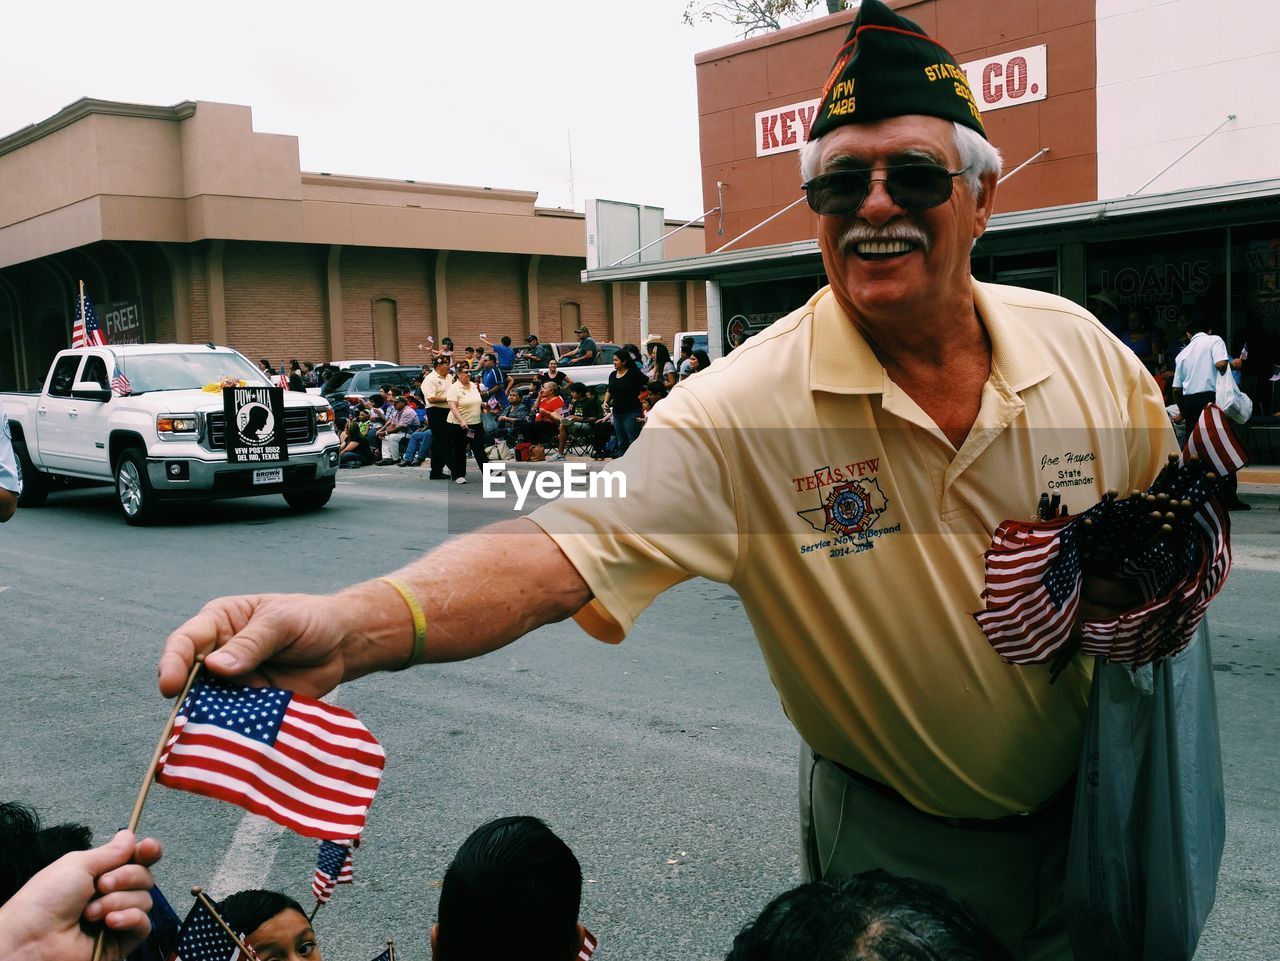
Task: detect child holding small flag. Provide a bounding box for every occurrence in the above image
[216,890,322,961]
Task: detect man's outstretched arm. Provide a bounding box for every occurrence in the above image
[158,518,592,699]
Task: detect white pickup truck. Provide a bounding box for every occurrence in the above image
[1,344,340,524]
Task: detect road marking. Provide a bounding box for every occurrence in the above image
[207,812,287,899]
[1233,546,1280,573]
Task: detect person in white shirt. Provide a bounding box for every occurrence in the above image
[1173,314,1248,509]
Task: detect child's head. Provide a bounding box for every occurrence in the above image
[433,816,582,961]
[218,890,320,961]
[0,802,92,906]
[726,870,1012,961]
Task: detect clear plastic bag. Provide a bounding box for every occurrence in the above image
[1065,622,1225,960]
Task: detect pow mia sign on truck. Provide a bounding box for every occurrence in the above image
[223,386,289,463]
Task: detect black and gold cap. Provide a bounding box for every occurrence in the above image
[807,0,986,142]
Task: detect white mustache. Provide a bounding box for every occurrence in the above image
[838,223,931,255]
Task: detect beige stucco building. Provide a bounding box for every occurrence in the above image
[0,98,706,390]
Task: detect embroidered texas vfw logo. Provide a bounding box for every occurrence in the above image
[814,478,885,537]
[794,457,898,557]
[798,473,888,535]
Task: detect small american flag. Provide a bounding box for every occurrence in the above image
[1184,399,1248,477]
[71,288,106,349]
[312,839,355,904]
[112,364,132,396]
[176,897,257,961]
[366,949,392,961]
[974,404,1245,670]
[579,928,598,960]
[155,672,386,840]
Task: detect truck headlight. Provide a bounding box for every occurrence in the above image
[157,415,198,434]
[316,408,335,426]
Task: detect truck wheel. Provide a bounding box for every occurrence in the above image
[283,488,333,512]
[115,449,159,525]
[13,437,49,507]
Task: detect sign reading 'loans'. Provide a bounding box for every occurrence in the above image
[223,386,289,463]
[755,44,1048,157]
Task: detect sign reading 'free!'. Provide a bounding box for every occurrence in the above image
[755,43,1047,157]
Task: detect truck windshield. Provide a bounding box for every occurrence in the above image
[120,353,268,393]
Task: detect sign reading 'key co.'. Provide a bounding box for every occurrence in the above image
[754,44,1048,157]
[756,101,821,157]
[962,44,1047,113]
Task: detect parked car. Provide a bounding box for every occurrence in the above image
[321,365,425,405]
[673,331,709,362]
[324,359,398,371]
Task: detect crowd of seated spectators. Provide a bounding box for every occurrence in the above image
[321,332,709,472]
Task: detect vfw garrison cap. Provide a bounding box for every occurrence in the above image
[808,0,986,142]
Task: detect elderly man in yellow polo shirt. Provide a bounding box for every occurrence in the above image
[158,4,1173,957]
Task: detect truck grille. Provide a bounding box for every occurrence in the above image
[203,408,315,451]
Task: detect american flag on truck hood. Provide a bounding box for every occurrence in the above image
[111,363,132,396]
[156,672,385,841]
[973,404,1245,671]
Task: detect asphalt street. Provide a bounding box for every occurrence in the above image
[0,466,1276,960]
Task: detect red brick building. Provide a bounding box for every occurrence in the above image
[584,0,1280,369]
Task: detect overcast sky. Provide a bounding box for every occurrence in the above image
[2,1,768,220]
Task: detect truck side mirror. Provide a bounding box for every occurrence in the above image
[71,382,112,402]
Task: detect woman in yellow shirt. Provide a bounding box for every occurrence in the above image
[446,365,488,485]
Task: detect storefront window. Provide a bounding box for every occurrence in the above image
[1228,222,1280,413]
[1085,229,1226,369]
[972,249,1058,293]
[719,273,827,349]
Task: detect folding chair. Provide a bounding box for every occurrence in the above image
[562,421,596,458]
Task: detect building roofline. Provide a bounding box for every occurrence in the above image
[0,97,198,158]
[693,8,855,64]
[582,175,1280,283]
[583,238,821,283]
[300,171,540,204]
[692,1,931,65]
[983,176,1280,234]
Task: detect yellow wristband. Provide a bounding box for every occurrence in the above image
[379,576,426,670]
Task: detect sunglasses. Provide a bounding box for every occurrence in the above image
[802,163,970,216]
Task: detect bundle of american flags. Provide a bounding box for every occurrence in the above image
[312,839,355,904]
[155,672,385,841]
[974,404,1246,674]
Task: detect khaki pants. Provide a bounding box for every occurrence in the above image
[799,746,1073,961]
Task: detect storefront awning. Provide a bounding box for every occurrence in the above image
[581,176,1280,285]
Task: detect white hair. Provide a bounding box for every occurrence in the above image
[799,121,1003,197]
